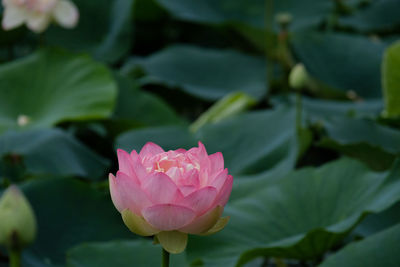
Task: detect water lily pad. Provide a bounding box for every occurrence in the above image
[318,117,400,170]
[110,75,184,132]
[272,95,383,122]
[300,97,382,120]
[154,0,333,31]
[45,0,135,63]
[291,32,385,98]
[339,0,400,33]
[0,129,109,178]
[0,49,117,134]
[122,45,267,101]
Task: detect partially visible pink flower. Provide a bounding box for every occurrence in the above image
[2,0,79,33]
[109,142,233,253]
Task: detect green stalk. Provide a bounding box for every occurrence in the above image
[296,91,303,131]
[9,249,21,267]
[162,248,170,267]
[265,0,274,95]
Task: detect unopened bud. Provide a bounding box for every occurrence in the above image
[275,12,293,30]
[289,63,309,89]
[0,185,36,249]
[17,114,30,127]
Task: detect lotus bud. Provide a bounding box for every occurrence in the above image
[0,185,36,250]
[275,12,292,30]
[289,63,309,90]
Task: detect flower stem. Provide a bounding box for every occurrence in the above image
[9,249,21,267]
[265,0,274,94]
[162,248,170,267]
[296,91,303,131]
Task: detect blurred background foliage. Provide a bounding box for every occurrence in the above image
[1,0,400,266]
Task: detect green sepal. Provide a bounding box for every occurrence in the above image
[153,235,160,245]
[121,209,159,236]
[200,216,230,236]
[156,231,188,254]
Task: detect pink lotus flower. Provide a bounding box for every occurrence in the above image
[2,0,78,33]
[109,142,233,254]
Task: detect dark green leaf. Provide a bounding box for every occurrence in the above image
[154,0,333,31]
[122,45,267,101]
[111,75,185,132]
[45,0,135,63]
[0,129,109,178]
[66,240,188,267]
[320,223,400,267]
[272,95,383,122]
[300,97,382,120]
[339,0,400,33]
[292,32,385,98]
[20,178,132,265]
[318,117,400,170]
[355,201,400,237]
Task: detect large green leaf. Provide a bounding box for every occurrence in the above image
[187,158,400,267]
[299,97,382,120]
[154,0,333,31]
[318,117,400,170]
[0,49,117,134]
[122,45,267,101]
[110,75,184,133]
[0,129,109,178]
[382,41,400,118]
[339,0,400,33]
[45,0,135,63]
[155,0,264,28]
[18,178,132,266]
[291,32,385,98]
[320,223,400,267]
[272,95,383,123]
[66,240,187,267]
[116,106,298,176]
